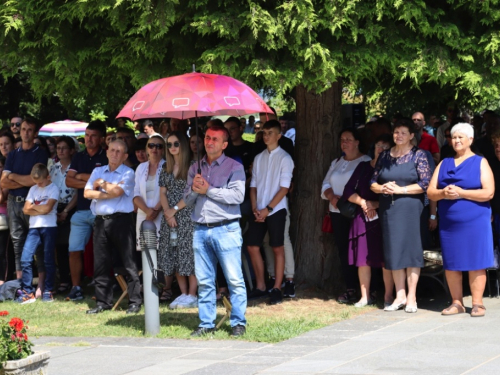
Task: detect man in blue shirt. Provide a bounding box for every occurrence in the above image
[84,139,141,314]
[1,117,48,283]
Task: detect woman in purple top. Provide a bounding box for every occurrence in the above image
[343,134,393,307]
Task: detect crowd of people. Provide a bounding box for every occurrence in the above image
[1,106,498,338]
[323,108,499,317]
[0,114,298,337]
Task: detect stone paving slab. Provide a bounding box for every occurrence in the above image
[32,295,500,374]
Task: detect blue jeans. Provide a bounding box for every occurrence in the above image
[21,227,57,294]
[193,221,247,328]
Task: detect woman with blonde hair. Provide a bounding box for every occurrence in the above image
[428,123,494,317]
[159,131,197,309]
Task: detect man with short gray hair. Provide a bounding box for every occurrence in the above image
[84,139,141,315]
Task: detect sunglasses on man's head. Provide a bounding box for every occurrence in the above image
[10,122,21,127]
[167,142,180,149]
[147,143,164,150]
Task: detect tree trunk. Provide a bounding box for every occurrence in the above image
[291,83,343,293]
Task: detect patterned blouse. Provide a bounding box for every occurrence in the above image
[370,146,431,190]
[49,162,76,205]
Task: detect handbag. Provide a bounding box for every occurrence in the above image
[337,198,358,219]
[322,213,333,233]
[337,162,367,219]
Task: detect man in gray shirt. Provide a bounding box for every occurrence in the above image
[183,126,247,337]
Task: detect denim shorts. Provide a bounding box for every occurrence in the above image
[68,210,95,252]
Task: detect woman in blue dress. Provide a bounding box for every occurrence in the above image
[428,123,495,317]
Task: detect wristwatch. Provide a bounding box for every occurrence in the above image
[266,205,274,213]
[174,205,179,211]
[430,214,436,220]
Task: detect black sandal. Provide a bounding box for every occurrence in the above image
[160,288,173,303]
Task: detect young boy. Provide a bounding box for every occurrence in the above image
[247,120,294,305]
[16,163,59,304]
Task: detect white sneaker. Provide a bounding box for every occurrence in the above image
[176,294,198,309]
[169,294,187,310]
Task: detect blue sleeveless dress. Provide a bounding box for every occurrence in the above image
[438,156,494,271]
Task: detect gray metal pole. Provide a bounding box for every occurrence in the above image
[140,221,160,336]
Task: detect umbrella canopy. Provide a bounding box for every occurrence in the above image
[38,120,88,137]
[117,72,273,120]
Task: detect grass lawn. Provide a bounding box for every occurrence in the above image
[1,287,374,343]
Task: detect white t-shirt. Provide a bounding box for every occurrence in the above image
[26,183,60,228]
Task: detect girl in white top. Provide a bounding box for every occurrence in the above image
[321,129,371,304]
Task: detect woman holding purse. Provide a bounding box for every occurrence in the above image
[321,128,371,303]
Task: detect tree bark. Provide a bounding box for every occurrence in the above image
[291,83,343,293]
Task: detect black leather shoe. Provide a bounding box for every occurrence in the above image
[190,327,216,337]
[126,304,142,314]
[86,305,111,314]
[231,324,246,337]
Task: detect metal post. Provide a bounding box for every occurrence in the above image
[140,221,160,336]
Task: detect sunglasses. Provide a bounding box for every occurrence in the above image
[167,142,180,149]
[10,122,21,127]
[147,143,164,150]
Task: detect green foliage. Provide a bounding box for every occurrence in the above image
[89,110,108,122]
[1,1,500,115]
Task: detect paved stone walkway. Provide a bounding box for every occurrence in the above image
[33,295,500,374]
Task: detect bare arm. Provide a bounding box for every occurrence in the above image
[65,170,88,189]
[23,199,58,215]
[427,162,445,201]
[1,172,25,190]
[9,173,36,187]
[432,153,440,165]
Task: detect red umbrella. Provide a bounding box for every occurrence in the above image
[116,72,273,120]
[117,72,273,172]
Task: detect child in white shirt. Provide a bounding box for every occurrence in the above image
[16,163,59,304]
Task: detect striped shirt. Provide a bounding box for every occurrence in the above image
[184,154,245,223]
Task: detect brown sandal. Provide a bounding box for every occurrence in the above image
[470,304,486,317]
[441,303,465,316]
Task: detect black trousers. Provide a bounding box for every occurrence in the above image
[93,213,141,308]
[330,212,357,290]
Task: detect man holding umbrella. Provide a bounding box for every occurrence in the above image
[183,125,247,337]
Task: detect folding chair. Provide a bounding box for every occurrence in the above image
[112,270,143,310]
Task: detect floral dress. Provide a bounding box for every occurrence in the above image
[158,169,195,276]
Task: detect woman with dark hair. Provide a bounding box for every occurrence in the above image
[371,118,431,313]
[321,128,371,303]
[49,136,77,293]
[159,131,197,309]
[342,134,395,307]
[46,136,57,161]
[0,131,15,158]
[190,132,206,164]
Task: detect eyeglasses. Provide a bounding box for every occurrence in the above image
[375,144,390,150]
[147,143,164,150]
[167,142,180,149]
[56,146,70,151]
[10,122,21,127]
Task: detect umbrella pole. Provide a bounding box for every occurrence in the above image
[195,111,201,174]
